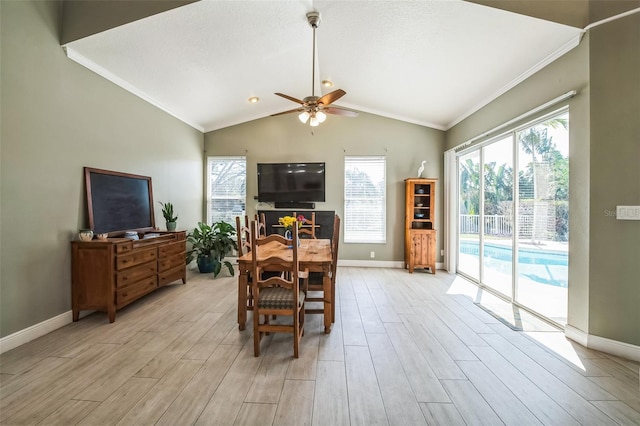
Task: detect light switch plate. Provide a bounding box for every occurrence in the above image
[616,206,640,220]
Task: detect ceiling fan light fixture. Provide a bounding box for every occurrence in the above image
[309,116,320,127]
[316,110,327,123]
[298,111,310,123]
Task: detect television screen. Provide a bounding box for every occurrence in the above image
[257,162,325,203]
[85,167,156,235]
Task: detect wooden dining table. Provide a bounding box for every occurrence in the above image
[237,238,334,333]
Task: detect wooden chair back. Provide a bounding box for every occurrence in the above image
[329,214,340,323]
[235,215,251,257]
[331,214,340,285]
[250,220,305,358]
[255,212,267,237]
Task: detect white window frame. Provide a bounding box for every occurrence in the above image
[207,156,246,225]
[344,156,386,243]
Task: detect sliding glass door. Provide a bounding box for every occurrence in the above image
[456,111,569,325]
[482,137,514,297]
[515,116,569,323]
[458,150,480,281]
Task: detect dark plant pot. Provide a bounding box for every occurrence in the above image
[166,221,177,231]
[197,255,215,273]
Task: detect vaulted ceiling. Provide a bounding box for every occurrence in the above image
[63,0,583,132]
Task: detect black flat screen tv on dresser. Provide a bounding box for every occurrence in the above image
[84,167,156,235]
[257,162,325,208]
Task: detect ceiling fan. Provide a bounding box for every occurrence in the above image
[272,11,358,127]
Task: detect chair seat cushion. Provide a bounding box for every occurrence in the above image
[258,287,305,309]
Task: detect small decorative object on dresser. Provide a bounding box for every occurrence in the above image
[95,233,109,240]
[78,229,93,241]
[158,201,178,231]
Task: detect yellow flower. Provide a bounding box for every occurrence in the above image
[278,215,306,230]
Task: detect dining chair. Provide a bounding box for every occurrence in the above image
[251,220,306,358]
[255,212,267,237]
[329,214,340,322]
[236,215,254,311]
[304,214,340,319]
[293,211,316,239]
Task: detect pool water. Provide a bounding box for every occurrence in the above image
[460,240,568,287]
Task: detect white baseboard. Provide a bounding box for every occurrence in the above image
[0,311,74,354]
[565,325,640,362]
[339,260,404,268]
[564,325,588,346]
[338,260,444,269]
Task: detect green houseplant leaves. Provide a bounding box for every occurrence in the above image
[186,221,237,277]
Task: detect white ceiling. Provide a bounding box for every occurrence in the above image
[64,0,582,132]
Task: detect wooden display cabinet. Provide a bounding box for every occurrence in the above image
[404,178,437,273]
[71,231,187,323]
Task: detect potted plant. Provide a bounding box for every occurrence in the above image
[158,202,178,231]
[186,221,237,276]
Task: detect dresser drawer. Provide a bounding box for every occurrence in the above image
[116,276,156,308]
[116,248,156,271]
[159,240,186,257]
[159,266,185,287]
[115,241,133,254]
[158,252,185,272]
[116,261,157,288]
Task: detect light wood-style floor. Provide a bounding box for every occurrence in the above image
[1,267,639,425]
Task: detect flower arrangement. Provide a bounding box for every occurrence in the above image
[278,214,305,231]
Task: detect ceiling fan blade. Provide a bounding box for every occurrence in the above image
[324,107,358,118]
[275,93,305,105]
[318,89,346,106]
[271,108,304,117]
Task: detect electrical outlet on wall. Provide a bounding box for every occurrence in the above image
[370,251,375,258]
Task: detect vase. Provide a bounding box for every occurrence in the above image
[166,221,177,231]
[284,229,300,247]
[78,229,93,241]
[197,255,215,273]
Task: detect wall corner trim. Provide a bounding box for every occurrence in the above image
[565,325,640,362]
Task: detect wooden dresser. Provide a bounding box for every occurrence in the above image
[71,231,186,323]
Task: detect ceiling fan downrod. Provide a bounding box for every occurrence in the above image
[307,11,320,98]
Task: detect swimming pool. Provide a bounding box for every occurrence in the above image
[460,240,568,287]
[460,241,567,265]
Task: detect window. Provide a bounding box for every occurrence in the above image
[207,156,246,225]
[344,156,386,243]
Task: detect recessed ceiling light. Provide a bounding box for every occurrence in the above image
[321,80,333,87]
[248,96,259,103]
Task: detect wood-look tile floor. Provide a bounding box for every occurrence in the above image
[1,267,639,425]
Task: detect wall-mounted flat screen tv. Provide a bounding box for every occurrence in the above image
[257,162,326,203]
[84,167,156,235]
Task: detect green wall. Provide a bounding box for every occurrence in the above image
[205,112,445,262]
[0,0,204,338]
[588,11,640,345]
[446,9,640,346]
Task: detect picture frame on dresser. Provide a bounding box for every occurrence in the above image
[71,167,187,323]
